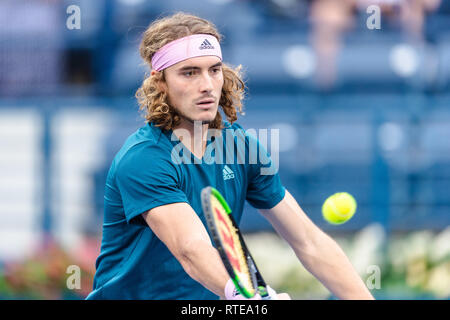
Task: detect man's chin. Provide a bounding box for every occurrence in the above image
[181,113,217,125]
[173,105,219,126]
[196,119,214,125]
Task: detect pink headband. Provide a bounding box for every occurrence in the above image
[151,34,222,71]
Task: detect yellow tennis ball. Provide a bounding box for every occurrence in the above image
[322,192,357,225]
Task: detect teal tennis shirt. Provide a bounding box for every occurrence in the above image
[86,121,285,300]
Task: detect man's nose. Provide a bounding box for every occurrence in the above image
[199,72,214,92]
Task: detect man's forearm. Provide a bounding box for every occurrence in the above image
[294,231,374,300]
[178,240,229,299]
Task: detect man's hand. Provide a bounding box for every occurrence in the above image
[224,279,291,300]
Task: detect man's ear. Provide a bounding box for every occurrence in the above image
[151,70,168,92]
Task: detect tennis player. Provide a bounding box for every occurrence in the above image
[87,12,374,300]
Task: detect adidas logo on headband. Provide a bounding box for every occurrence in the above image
[199,39,215,50]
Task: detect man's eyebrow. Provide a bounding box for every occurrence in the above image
[177,62,222,71]
[210,62,223,68]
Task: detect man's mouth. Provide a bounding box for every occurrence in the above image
[196,98,216,108]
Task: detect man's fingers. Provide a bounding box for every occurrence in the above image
[277,293,291,300]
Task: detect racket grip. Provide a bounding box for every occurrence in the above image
[259,285,277,300]
[225,279,259,300]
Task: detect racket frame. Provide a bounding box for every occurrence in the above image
[201,186,270,299]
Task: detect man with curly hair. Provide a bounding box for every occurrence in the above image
[87,12,373,300]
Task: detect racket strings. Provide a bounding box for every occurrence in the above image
[211,196,255,295]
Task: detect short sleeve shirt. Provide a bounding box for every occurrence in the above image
[86,121,285,300]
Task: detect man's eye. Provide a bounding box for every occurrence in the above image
[183,71,194,77]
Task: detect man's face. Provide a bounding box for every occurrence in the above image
[162,56,224,125]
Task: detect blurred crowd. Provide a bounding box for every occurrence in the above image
[309,0,442,88]
[0,0,448,95]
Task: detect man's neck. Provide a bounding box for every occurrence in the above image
[173,120,210,159]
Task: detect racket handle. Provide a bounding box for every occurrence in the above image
[259,285,277,300]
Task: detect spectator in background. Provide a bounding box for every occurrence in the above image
[399,0,441,42]
[356,0,441,42]
[309,0,356,90]
[308,0,441,89]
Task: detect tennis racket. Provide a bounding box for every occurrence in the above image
[201,186,274,299]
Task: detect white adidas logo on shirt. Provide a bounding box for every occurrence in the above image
[223,165,235,181]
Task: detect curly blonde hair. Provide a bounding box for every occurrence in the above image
[136,12,246,131]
